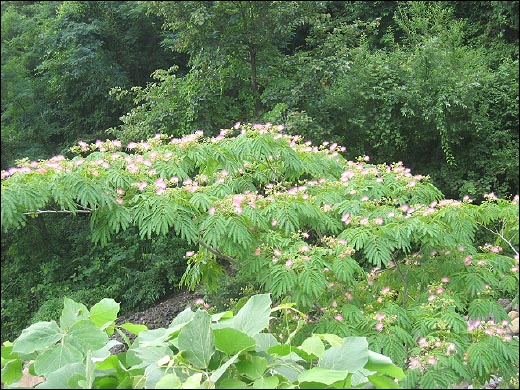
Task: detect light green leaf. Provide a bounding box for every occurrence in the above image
[217,378,247,389]
[66,320,109,352]
[178,311,214,369]
[231,294,271,336]
[137,328,175,347]
[35,363,85,389]
[213,328,256,355]
[34,342,84,376]
[211,311,234,322]
[209,352,240,383]
[181,372,203,389]
[235,355,267,380]
[91,340,122,363]
[298,367,348,385]
[315,333,343,347]
[120,323,148,335]
[89,299,120,331]
[253,376,279,389]
[254,333,279,352]
[156,373,182,389]
[134,345,173,365]
[60,298,90,331]
[300,336,325,358]
[365,351,405,380]
[12,321,61,354]
[1,359,23,385]
[318,337,369,372]
[368,374,401,389]
[169,306,195,328]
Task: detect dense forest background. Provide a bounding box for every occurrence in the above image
[1,1,518,343]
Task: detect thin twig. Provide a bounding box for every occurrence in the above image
[478,223,519,256]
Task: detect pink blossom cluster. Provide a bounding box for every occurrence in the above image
[479,243,503,254]
[467,318,513,342]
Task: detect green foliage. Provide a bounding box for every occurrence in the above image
[1,294,404,389]
[2,125,518,387]
[1,1,172,169]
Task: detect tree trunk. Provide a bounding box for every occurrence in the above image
[249,46,262,119]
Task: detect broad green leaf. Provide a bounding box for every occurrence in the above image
[368,374,401,389]
[1,359,23,385]
[156,373,182,389]
[254,333,279,352]
[134,345,173,365]
[12,321,61,354]
[34,342,84,376]
[91,340,122,362]
[253,376,279,388]
[211,310,234,322]
[298,367,348,385]
[35,363,85,389]
[121,323,148,335]
[66,320,109,352]
[365,351,405,380]
[209,352,240,383]
[318,337,369,372]
[60,298,90,330]
[213,328,256,355]
[137,328,175,347]
[300,336,325,358]
[235,355,267,380]
[144,362,167,389]
[232,294,271,336]
[217,378,247,389]
[181,372,203,389]
[89,298,120,331]
[315,333,343,347]
[178,311,214,369]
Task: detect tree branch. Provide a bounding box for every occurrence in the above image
[197,238,239,268]
[23,209,93,215]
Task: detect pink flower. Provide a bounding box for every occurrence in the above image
[186,251,194,257]
[359,218,369,225]
[441,277,450,283]
[331,300,337,307]
[208,207,215,216]
[375,322,384,332]
[137,182,147,191]
[127,142,138,149]
[255,247,261,256]
[381,286,391,294]
[334,314,344,321]
[364,156,370,162]
[375,313,386,321]
[285,259,293,268]
[271,219,278,227]
[464,255,473,265]
[195,298,205,305]
[374,217,384,225]
[116,198,124,205]
[418,337,427,347]
[409,358,421,369]
[428,295,436,301]
[436,287,444,294]
[427,356,437,365]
